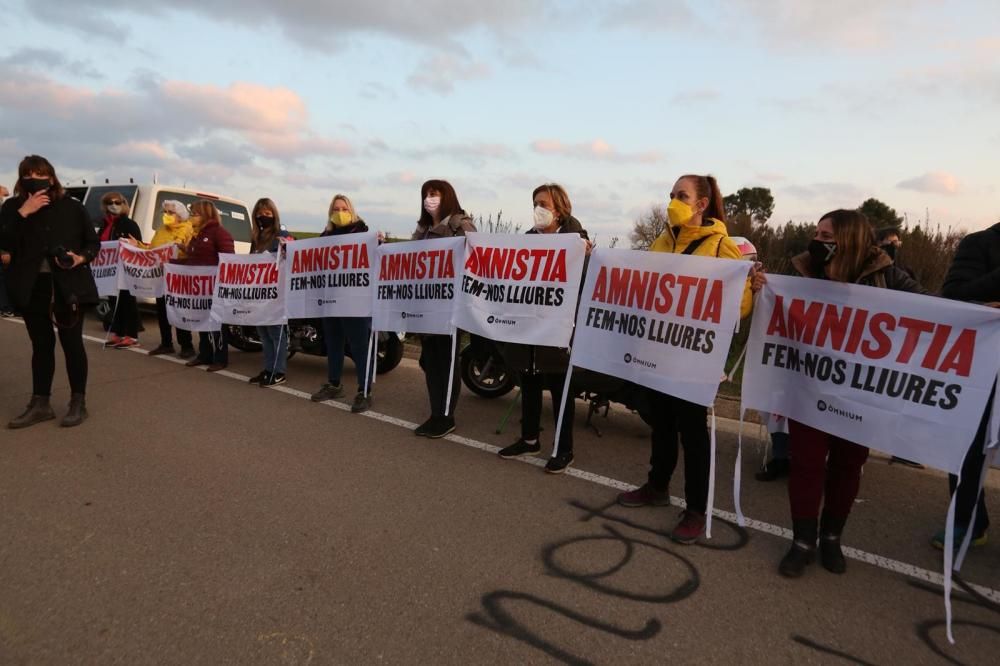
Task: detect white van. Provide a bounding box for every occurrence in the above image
[65,182,253,253]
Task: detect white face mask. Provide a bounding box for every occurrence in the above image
[533,206,554,231]
[107,204,122,215]
[424,196,441,215]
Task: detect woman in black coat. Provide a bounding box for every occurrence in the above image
[0,155,99,428]
[96,191,142,348]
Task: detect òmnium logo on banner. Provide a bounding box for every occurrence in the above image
[487,315,516,327]
[817,399,862,423]
[233,308,251,316]
[623,352,657,369]
[317,298,336,307]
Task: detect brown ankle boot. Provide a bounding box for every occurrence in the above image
[8,395,56,429]
[60,393,88,428]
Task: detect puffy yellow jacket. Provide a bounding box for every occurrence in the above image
[650,218,753,318]
[148,220,195,258]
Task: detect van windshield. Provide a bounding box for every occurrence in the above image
[151,191,252,243]
[80,186,139,227]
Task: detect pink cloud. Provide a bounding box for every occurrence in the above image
[530,138,661,164]
[160,81,307,135]
[897,172,961,195]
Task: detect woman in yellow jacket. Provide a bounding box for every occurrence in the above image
[132,200,197,358]
[617,174,753,545]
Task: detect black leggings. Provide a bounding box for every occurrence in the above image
[646,389,710,513]
[521,371,575,452]
[155,296,192,349]
[21,274,88,396]
[419,334,461,418]
[108,289,140,338]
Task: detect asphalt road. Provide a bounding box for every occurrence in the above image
[1,314,998,665]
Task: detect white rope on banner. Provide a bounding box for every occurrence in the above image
[102,295,122,349]
[551,365,574,459]
[444,330,457,417]
[955,443,990,571]
[733,410,746,527]
[943,477,960,645]
[364,329,375,396]
[271,324,287,375]
[705,407,717,539]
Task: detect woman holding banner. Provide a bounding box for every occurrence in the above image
[0,155,99,428]
[497,183,588,473]
[309,194,374,413]
[140,200,196,359]
[617,174,753,544]
[753,209,925,577]
[249,198,291,388]
[411,180,476,439]
[98,191,142,349]
[178,200,234,372]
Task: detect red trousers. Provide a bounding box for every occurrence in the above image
[788,420,870,521]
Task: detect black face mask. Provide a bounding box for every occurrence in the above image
[22,177,50,195]
[882,243,897,261]
[256,216,275,228]
[807,239,837,269]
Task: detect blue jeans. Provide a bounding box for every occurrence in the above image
[197,330,228,365]
[258,325,288,375]
[322,316,373,394]
[771,431,790,460]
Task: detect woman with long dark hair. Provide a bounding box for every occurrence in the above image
[617,174,753,545]
[411,179,475,438]
[0,155,100,428]
[249,198,290,387]
[755,209,925,577]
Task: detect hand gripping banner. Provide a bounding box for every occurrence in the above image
[117,241,176,299]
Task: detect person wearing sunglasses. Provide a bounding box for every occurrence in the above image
[98,192,142,348]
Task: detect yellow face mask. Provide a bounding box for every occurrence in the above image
[330,211,353,227]
[162,213,178,227]
[667,198,697,227]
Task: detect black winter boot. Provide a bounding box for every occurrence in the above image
[8,395,56,429]
[60,393,88,428]
[779,519,818,578]
[819,511,847,574]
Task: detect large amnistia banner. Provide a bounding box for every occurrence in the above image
[210,253,285,326]
[452,232,586,347]
[373,237,464,335]
[164,264,220,332]
[283,232,376,319]
[117,242,175,299]
[741,275,1000,474]
[91,241,120,297]
[569,249,752,407]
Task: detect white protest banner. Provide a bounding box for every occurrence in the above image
[284,232,376,319]
[741,275,1000,474]
[164,264,220,332]
[569,248,751,407]
[210,253,285,326]
[374,237,464,335]
[452,232,586,347]
[117,241,175,299]
[90,241,120,297]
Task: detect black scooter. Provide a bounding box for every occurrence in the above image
[226,320,405,375]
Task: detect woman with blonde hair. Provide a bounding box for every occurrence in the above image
[309,194,374,413]
[98,191,142,348]
[754,209,925,577]
[178,200,234,372]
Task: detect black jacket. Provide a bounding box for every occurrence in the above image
[98,214,141,243]
[321,219,368,237]
[0,195,100,307]
[503,215,590,374]
[941,223,1000,303]
[791,247,927,294]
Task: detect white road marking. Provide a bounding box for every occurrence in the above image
[3,318,997,603]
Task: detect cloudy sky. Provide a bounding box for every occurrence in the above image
[1,0,997,240]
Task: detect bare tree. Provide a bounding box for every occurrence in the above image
[629,205,668,250]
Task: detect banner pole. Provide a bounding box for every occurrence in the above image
[733,409,746,527]
[705,407,717,539]
[551,365,574,459]
[444,330,458,417]
[364,329,375,396]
